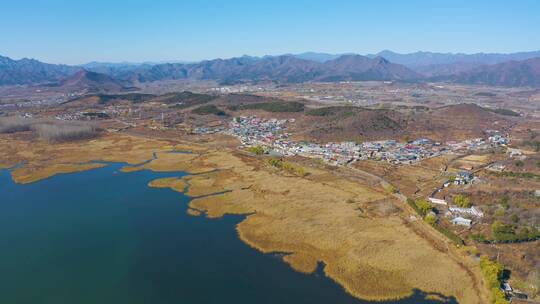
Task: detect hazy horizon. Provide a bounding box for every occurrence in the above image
[1,0,539,65]
[3,48,540,67]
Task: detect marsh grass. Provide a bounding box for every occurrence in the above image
[2,135,485,303]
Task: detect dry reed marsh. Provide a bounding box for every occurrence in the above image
[148,177,188,192]
[0,133,487,303]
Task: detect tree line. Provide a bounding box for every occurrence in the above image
[0,116,99,142]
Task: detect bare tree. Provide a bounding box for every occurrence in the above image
[0,117,34,133]
[31,122,99,142]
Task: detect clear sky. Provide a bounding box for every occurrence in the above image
[1,0,539,65]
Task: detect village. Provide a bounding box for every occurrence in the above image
[226,115,518,235]
[227,115,510,166]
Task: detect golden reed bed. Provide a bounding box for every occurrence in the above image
[0,133,488,303]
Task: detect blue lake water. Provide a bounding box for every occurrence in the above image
[0,164,458,303]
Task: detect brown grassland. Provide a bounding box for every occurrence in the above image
[0,132,489,303]
[353,156,453,198]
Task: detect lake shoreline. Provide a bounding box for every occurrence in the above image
[0,133,488,303]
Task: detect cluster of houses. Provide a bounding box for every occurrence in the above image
[427,197,484,227]
[488,134,509,146]
[446,136,507,152]
[192,126,225,134]
[227,116,450,165]
[54,111,110,121]
[290,138,447,165]
[226,116,291,146]
[227,116,511,167]
[442,171,476,188]
[453,171,475,185]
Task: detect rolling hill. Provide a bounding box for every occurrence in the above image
[293,103,516,142]
[54,70,134,93]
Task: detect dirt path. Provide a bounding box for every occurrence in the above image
[344,164,491,303]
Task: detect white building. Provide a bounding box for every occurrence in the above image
[507,148,523,157]
[452,217,472,227]
[449,206,484,218]
[428,197,448,206]
[487,163,506,172]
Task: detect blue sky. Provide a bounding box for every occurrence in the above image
[1,0,539,64]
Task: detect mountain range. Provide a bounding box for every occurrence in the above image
[122,54,421,84]
[0,55,79,85]
[1,50,540,88]
[450,57,540,87]
[367,50,540,67]
[367,50,540,77]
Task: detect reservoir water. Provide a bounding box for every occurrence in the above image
[0,163,457,304]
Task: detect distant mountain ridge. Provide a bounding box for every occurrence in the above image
[114,54,421,84]
[367,50,540,67]
[449,57,540,87]
[320,55,420,81]
[366,50,540,77]
[2,50,540,87]
[71,48,540,85]
[290,52,349,62]
[0,55,80,85]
